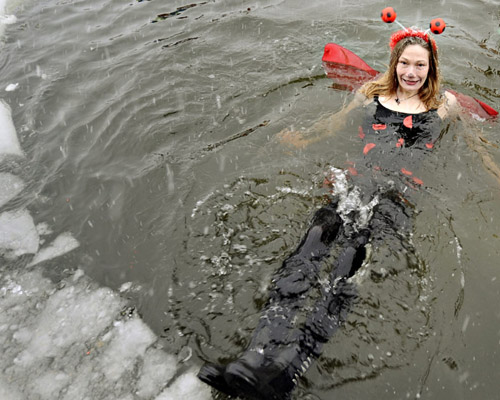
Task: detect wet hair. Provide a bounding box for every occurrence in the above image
[360,35,443,110]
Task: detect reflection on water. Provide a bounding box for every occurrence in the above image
[1,0,500,399]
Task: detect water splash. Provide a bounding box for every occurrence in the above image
[328,166,379,232]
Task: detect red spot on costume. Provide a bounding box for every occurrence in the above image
[401,168,424,186]
[372,124,387,131]
[403,115,413,129]
[363,143,376,155]
[323,177,333,188]
[358,126,365,139]
[396,138,404,148]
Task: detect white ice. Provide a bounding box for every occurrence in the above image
[0,172,25,208]
[0,0,16,24]
[0,267,212,400]
[0,208,39,258]
[0,14,16,24]
[156,370,211,400]
[0,100,23,159]
[28,232,80,267]
[0,0,16,39]
[5,83,19,91]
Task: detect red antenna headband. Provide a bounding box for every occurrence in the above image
[380,7,446,51]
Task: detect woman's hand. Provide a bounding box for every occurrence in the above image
[438,91,459,119]
[275,93,364,149]
[276,129,310,149]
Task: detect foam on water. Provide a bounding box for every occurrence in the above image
[328,166,380,231]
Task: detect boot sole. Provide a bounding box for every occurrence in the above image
[224,361,291,400]
[197,363,238,397]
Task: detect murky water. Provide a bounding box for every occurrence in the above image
[1,0,500,399]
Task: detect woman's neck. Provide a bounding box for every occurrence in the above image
[379,93,427,114]
[396,88,419,102]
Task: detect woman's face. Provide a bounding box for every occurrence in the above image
[396,44,430,93]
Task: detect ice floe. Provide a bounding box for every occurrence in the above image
[28,232,80,267]
[0,208,39,258]
[5,83,19,91]
[0,172,25,208]
[0,100,23,159]
[0,268,211,400]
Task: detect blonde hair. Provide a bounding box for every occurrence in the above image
[359,36,443,110]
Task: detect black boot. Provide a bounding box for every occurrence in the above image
[198,363,239,398]
[219,230,369,400]
[222,343,304,400]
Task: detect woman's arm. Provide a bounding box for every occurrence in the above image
[277,92,366,148]
[441,91,500,184]
[464,129,500,186]
[448,91,500,185]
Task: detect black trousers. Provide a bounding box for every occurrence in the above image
[246,189,412,376]
[198,189,413,400]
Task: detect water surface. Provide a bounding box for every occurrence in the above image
[1,0,500,399]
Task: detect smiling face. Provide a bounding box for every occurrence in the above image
[396,44,430,95]
[361,35,441,110]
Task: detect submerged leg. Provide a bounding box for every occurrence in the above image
[245,203,342,348]
[198,186,416,399]
[220,229,369,400]
[199,203,342,399]
[199,201,371,399]
[300,229,369,361]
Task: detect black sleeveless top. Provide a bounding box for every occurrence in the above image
[355,96,442,186]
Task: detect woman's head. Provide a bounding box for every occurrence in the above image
[360,32,443,109]
[388,35,441,99]
[395,44,430,93]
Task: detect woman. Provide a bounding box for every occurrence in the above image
[198,29,462,400]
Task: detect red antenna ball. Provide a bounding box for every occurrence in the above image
[430,18,446,34]
[381,7,397,23]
